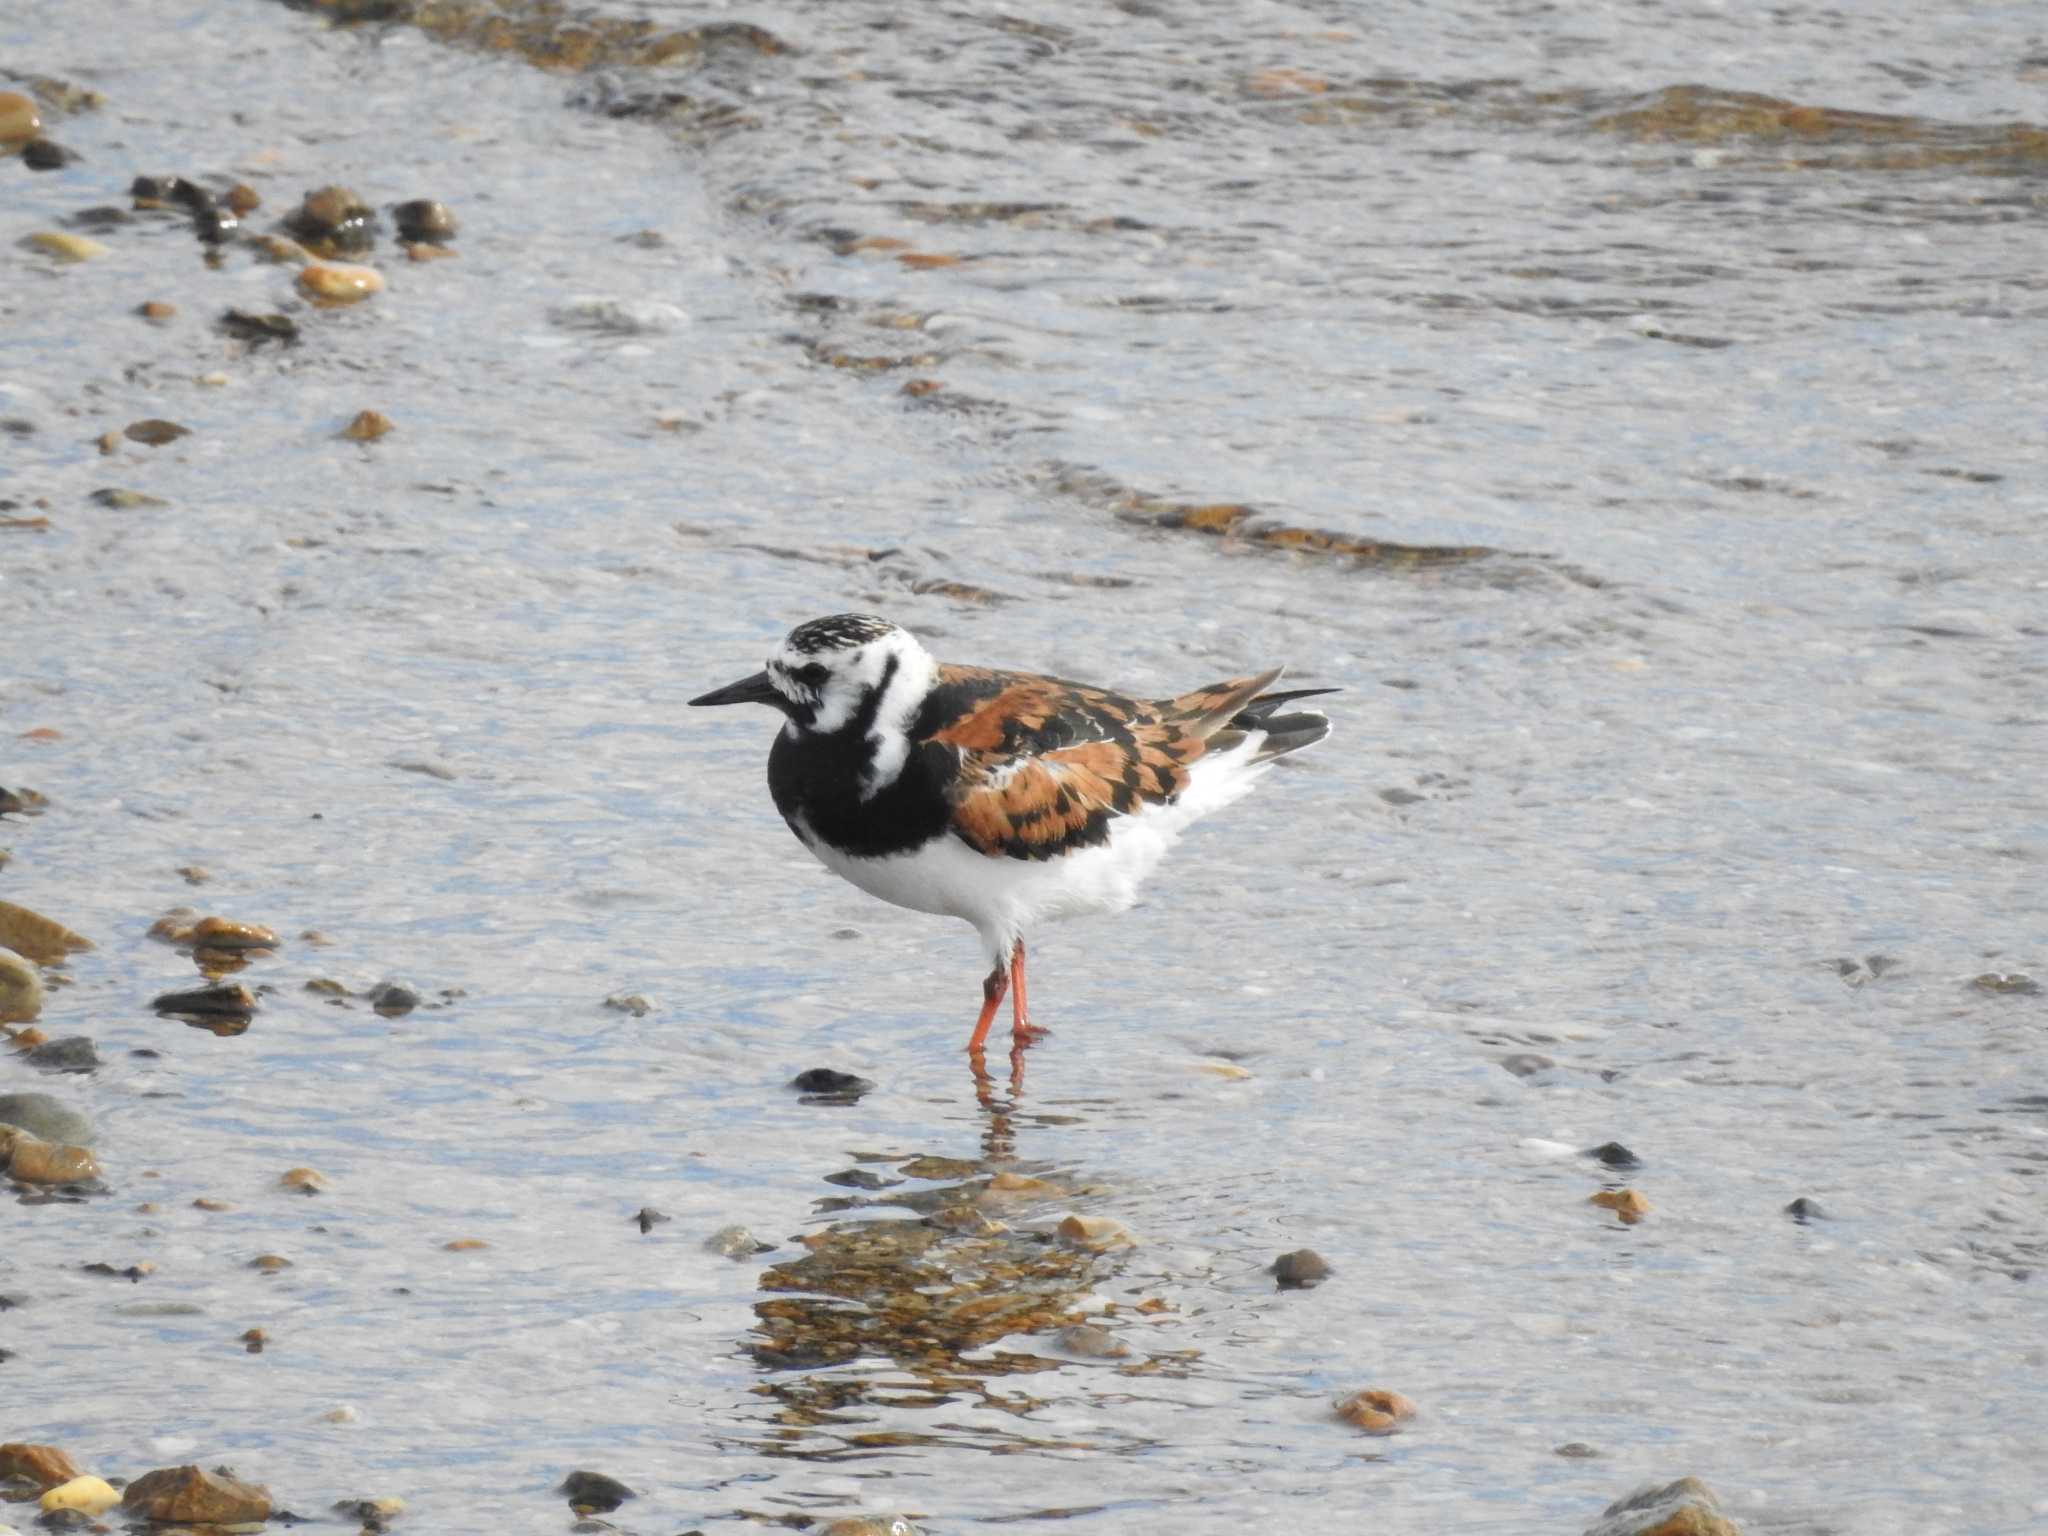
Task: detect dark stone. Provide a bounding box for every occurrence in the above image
[1585,1141,1640,1169]
[632,1206,670,1233]
[557,1470,633,1513]
[22,138,77,171]
[1499,1052,1555,1078]
[823,1168,898,1191]
[790,1067,874,1098]
[1784,1197,1825,1223]
[62,205,132,230]
[392,199,457,243]
[193,206,239,244]
[367,982,419,1016]
[23,1036,99,1074]
[150,984,255,1020]
[1271,1248,1332,1289]
[218,310,300,347]
[1556,1441,1601,1458]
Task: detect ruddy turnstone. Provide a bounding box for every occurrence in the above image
[691,614,1332,1056]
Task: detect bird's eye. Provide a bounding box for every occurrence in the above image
[796,663,828,686]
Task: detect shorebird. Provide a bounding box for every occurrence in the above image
[691,614,1332,1056]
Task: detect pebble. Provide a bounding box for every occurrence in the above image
[704,1224,771,1258]
[558,1470,634,1512]
[1556,1442,1602,1458]
[22,139,77,171]
[39,1476,119,1517]
[0,1442,79,1488]
[297,263,386,304]
[335,1496,405,1521]
[1586,1141,1641,1169]
[125,419,191,446]
[367,981,419,1016]
[1056,1214,1133,1252]
[548,296,689,334]
[287,185,375,253]
[22,232,105,262]
[226,183,261,216]
[897,1154,979,1180]
[191,916,280,952]
[150,983,256,1020]
[23,1035,99,1073]
[393,198,457,243]
[279,1166,328,1193]
[0,91,42,145]
[818,1520,920,1536]
[90,487,167,509]
[0,1089,88,1146]
[250,234,311,266]
[1053,1322,1131,1359]
[790,1066,874,1097]
[1499,1052,1555,1078]
[0,947,42,1023]
[120,1465,272,1524]
[250,1254,293,1271]
[0,899,93,964]
[1583,1476,1737,1536]
[341,409,394,442]
[603,992,652,1016]
[824,1168,898,1191]
[1590,1188,1651,1223]
[1,1130,101,1184]
[139,301,177,324]
[1271,1248,1332,1290]
[1334,1387,1418,1434]
[1784,1196,1825,1222]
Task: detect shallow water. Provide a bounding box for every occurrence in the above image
[3,0,2045,1530]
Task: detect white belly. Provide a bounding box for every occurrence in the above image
[794,736,1271,965]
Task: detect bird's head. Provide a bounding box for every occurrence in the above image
[690,613,935,734]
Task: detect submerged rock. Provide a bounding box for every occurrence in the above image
[704,1224,771,1258]
[120,1464,272,1524]
[286,184,375,254]
[150,983,256,1021]
[0,91,42,145]
[23,1036,98,1073]
[1055,1214,1132,1252]
[558,1470,633,1513]
[1784,1197,1826,1222]
[819,1520,921,1536]
[0,1093,91,1145]
[1053,1323,1131,1359]
[1584,1476,1738,1536]
[298,262,386,304]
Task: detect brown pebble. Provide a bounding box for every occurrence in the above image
[0,1441,81,1489]
[0,91,42,146]
[1056,1213,1133,1252]
[190,916,282,952]
[898,251,961,269]
[287,184,374,254]
[249,1254,292,1271]
[177,865,210,885]
[443,1238,489,1251]
[125,419,191,447]
[3,1135,99,1184]
[1271,1248,1332,1289]
[1335,1387,1418,1434]
[342,409,394,442]
[0,898,94,964]
[96,430,121,456]
[121,1464,272,1525]
[241,1327,266,1352]
[402,240,458,263]
[280,1166,327,1193]
[1590,1188,1651,1223]
[250,234,311,266]
[23,231,105,262]
[297,263,385,304]
[193,1197,233,1212]
[225,183,260,216]
[138,300,177,324]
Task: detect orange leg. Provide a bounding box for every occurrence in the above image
[965,962,1009,1055]
[1009,938,1043,1045]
